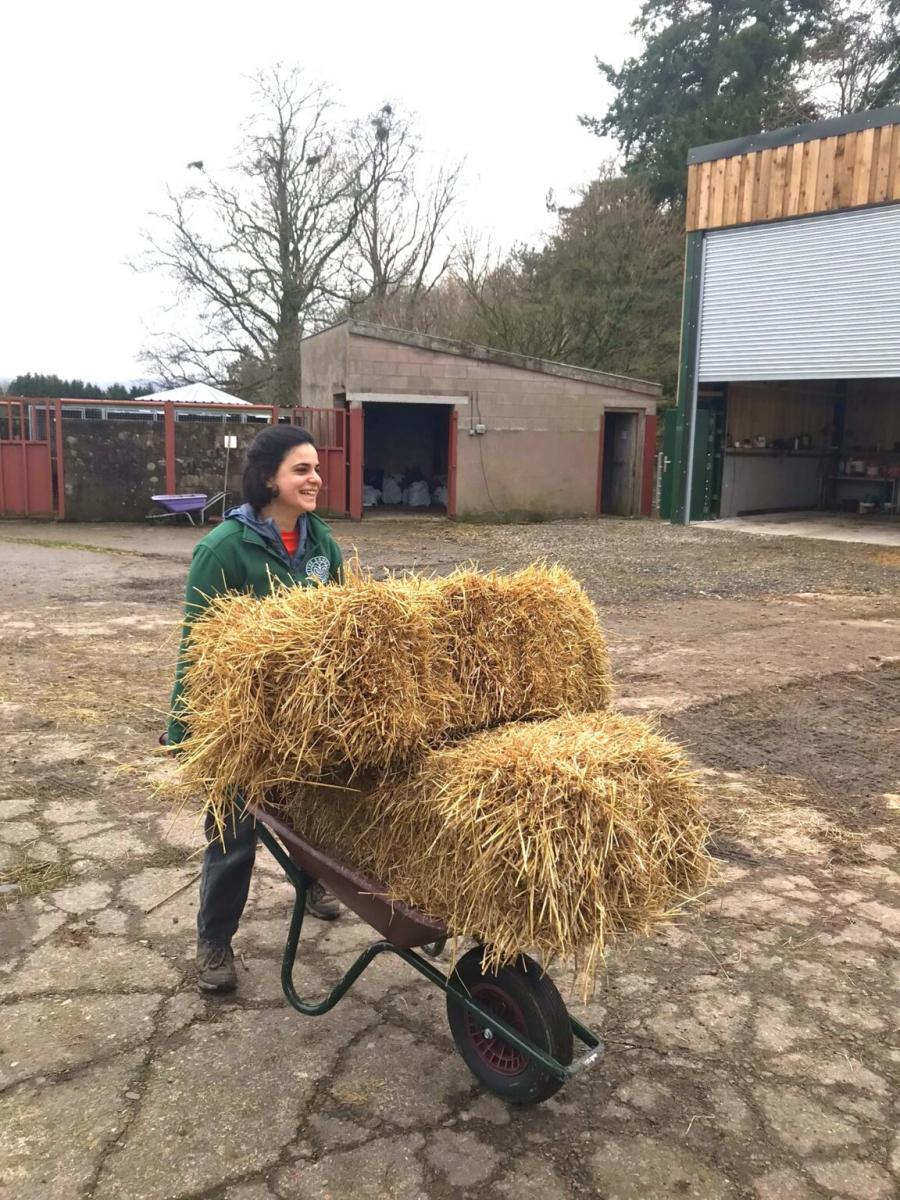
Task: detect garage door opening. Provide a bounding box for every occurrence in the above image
[601,412,639,516]
[362,402,451,515]
[716,378,900,519]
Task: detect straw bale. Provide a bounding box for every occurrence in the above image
[433,565,613,729]
[172,565,613,819]
[276,711,711,988]
[174,575,458,815]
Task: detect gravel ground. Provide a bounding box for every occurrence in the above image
[362,516,900,605]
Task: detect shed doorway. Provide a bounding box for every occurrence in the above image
[362,402,451,515]
[601,412,639,516]
[711,378,900,521]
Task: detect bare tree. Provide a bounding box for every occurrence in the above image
[139,67,369,404]
[805,0,900,116]
[372,166,684,390]
[447,238,574,363]
[343,104,462,322]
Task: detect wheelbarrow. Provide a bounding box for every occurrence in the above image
[149,492,228,525]
[254,806,604,1105]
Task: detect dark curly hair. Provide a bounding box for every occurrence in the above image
[242,425,316,513]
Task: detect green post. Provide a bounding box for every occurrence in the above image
[671,231,705,524]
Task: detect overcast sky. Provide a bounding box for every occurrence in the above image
[1,0,640,382]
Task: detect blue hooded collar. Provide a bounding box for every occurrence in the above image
[224,502,308,568]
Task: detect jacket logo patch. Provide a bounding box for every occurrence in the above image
[306,555,330,584]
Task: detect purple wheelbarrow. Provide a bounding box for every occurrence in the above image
[149,492,227,525]
[254,807,604,1105]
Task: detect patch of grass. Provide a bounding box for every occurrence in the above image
[140,843,195,869]
[455,509,559,525]
[0,534,137,557]
[0,843,73,909]
[703,769,867,852]
[38,679,152,727]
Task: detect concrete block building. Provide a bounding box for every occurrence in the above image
[300,321,660,520]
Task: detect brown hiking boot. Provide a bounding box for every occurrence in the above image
[306,880,341,920]
[196,940,237,992]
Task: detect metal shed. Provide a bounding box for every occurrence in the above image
[301,322,660,521]
[663,105,900,524]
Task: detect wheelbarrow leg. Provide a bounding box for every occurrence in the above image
[257,822,395,1017]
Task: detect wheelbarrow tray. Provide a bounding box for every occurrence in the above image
[151,493,208,513]
[255,808,447,950]
[252,806,604,1099]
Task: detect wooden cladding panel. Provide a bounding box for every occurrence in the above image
[872,124,893,202]
[685,159,700,230]
[723,153,741,225]
[852,127,875,205]
[785,141,804,217]
[696,159,712,228]
[799,137,820,212]
[686,122,900,230]
[754,149,773,221]
[891,125,900,199]
[816,136,837,211]
[725,381,842,448]
[768,144,790,220]
[739,154,755,223]
[710,155,727,226]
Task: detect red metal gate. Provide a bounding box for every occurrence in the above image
[0,400,55,517]
[293,407,348,517]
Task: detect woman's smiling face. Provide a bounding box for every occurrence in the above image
[267,443,321,514]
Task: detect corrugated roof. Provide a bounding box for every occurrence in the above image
[135,382,250,406]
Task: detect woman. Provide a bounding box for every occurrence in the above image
[168,424,344,994]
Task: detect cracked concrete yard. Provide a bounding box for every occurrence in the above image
[1,516,898,1200]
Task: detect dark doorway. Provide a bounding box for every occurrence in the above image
[601,412,639,516]
[362,402,451,514]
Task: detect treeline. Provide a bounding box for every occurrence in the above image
[351,0,900,399]
[140,1,900,402]
[349,170,685,395]
[4,373,148,400]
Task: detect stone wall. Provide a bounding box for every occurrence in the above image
[59,417,264,522]
[174,420,262,507]
[61,418,166,521]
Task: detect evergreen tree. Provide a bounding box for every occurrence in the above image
[7,373,149,400]
[582,0,826,205]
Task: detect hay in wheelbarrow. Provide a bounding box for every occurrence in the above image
[171,572,455,819]
[275,711,711,989]
[170,564,613,823]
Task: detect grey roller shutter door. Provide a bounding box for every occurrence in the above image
[698,204,900,381]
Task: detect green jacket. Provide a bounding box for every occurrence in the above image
[167,512,343,747]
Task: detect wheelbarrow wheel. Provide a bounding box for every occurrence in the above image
[446,946,572,1105]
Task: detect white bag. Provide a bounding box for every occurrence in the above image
[362,485,381,507]
[406,481,431,507]
[382,475,403,505]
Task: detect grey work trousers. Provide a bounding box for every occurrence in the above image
[196,808,256,947]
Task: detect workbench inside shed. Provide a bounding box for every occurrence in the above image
[720,448,832,517]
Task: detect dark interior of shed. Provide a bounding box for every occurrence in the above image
[362,402,450,512]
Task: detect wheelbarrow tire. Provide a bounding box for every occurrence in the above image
[446,946,573,1105]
